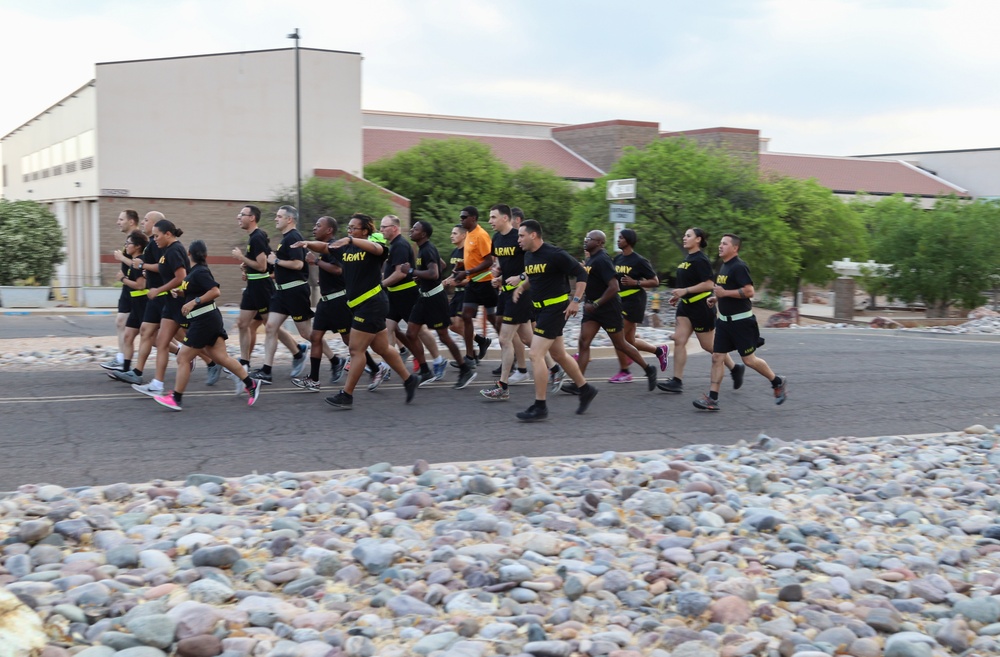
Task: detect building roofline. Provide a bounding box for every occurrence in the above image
[853,146,1000,157]
[662,126,759,137]
[96,46,360,67]
[365,125,564,142]
[552,119,659,132]
[2,80,96,141]
[363,109,565,128]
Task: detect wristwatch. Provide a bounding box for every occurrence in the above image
[572,296,581,303]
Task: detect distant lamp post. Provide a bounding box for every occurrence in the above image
[287,28,302,227]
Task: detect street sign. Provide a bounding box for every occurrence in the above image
[609,204,635,223]
[606,178,636,200]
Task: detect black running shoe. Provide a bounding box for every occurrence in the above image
[492,364,503,377]
[644,364,657,392]
[560,380,580,395]
[404,375,418,403]
[249,369,273,385]
[693,394,720,411]
[731,363,746,390]
[657,377,683,394]
[773,376,787,405]
[475,335,492,361]
[325,391,353,409]
[516,404,549,422]
[576,383,598,415]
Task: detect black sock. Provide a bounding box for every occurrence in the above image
[239,358,250,367]
[517,367,527,374]
[674,377,682,384]
[771,376,783,388]
[310,357,322,381]
[499,381,508,390]
[330,355,339,367]
[122,359,131,371]
[173,391,183,403]
[341,390,353,399]
[261,364,272,375]
[655,347,663,357]
[550,365,559,373]
[420,363,431,375]
[242,377,254,388]
[709,390,719,400]
[292,350,304,360]
[207,361,216,368]
[534,399,547,408]
[133,368,143,376]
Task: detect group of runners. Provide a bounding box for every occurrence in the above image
[100,203,786,420]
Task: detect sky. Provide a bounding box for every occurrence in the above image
[2,0,999,156]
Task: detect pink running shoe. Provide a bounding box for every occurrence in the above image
[572,353,579,361]
[154,392,182,411]
[657,344,670,372]
[608,371,633,384]
[246,380,261,406]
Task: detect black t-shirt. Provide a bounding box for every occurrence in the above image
[245,228,271,275]
[524,243,587,303]
[716,256,753,316]
[120,246,129,277]
[274,229,307,285]
[383,234,415,286]
[182,264,219,312]
[318,242,346,296]
[415,241,441,292]
[342,242,388,297]
[142,241,162,289]
[492,229,524,280]
[584,249,617,302]
[126,262,144,288]
[675,250,715,296]
[613,250,656,300]
[158,241,190,288]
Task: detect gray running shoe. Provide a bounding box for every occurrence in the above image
[225,369,243,395]
[205,363,222,386]
[657,377,683,394]
[549,366,565,392]
[249,368,273,385]
[479,383,509,401]
[330,357,345,384]
[110,369,143,385]
[100,359,124,371]
[289,344,309,378]
[291,377,321,392]
[325,390,353,409]
[368,363,391,391]
[773,376,787,405]
[454,367,477,390]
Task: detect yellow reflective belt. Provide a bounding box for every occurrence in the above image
[276,279,307,291]
[246,272,270,280]
[618,288,641,298]
[532,293,568,308]
[718,310,754,322]
[129,289,148,297]
[387,280,417,293]
[471,272,491,282]
[683,291,711,304]
[157,290,169,297]
[348,284,382,308]
[501,281,523,292]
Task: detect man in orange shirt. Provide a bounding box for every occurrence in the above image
[452,206,497,369]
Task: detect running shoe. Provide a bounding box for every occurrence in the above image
[249,369,273,385]
[291,377,321,392]
[289,344,309,378]
[330,358,345,385]
[399,346,410,366]
[110,369,143,385]
[492,364,503,376]
[417,370,436,388]
[549,366,565,392]
[153,392,182,411]
[516,404,549,422]
[404,374,419,403]
[246,380,261,406]
[656,345,670,372]
[479,383,509,401]
[226,369,243,395]
[560,380,580,395]
[205,363,222,386]
[576,383,598,415]
[454,364,478,390]
[508,370,530,384]
[693,394,720,411]
[475,335,492,361]
[773,376,787,405]
[657,377,683,394]
[132,382,165,398]
[368,363,391,391]
[644,364,658,391]
[608,371,633,384]
[731,363,746,390]
[100,359,124,371]
[325,390,353,409]
[432,357,447,382]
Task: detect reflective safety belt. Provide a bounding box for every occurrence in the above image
[683,291,711,304]
[320,290,346,302]
[129,289,148,297]
[185,303,217,319]
[420,284,444,298]
[532,293,569,308]
[348,284,382,308]
[276,279,307,291]
[501,281,523,292]
[246,272,270,280]
[387,280,417,293]
[471,271,492,282]
[618,288,641,298]
[717,310,754,322]
[156,290,169,297]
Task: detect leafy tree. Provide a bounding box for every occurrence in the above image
[504,164,577,250]
[763,175,869,302]
[273,176,395,229]
[0,199,65,286]
[863,195,1000,317]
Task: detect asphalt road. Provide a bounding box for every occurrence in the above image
[2,329,999,490]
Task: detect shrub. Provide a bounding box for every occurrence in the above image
[0,200,65,286]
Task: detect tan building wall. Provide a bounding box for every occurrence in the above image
[552,120,660,173]
[661,127,760,167]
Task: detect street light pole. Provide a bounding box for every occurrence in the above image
[287,28,302,228]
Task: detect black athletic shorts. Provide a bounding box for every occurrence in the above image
[449,288,466,317]
[713,316,762,358]
[387,287,419,323]
[161,296,188,325]
[182,310,228,349]
[464,281,497,311]
[532,302,568,339]
[582,299,624,333]
[241,278,274,315]
[142,294,167,325]
[269,284,313,322]
[619,293,646,324]
[351,293,389,335]
[410,292,451,330]
[117,287,131,314]
[498,289,532,325]
[126,295,148,330]
[313,295,351,334]
[677,300,716,333]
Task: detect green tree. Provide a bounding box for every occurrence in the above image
[505,163,577,250]
[864,195,1000,317]
[763,175,869,302]
[0,199,65,286]
[570,138,796,287]
[273,176,395,228]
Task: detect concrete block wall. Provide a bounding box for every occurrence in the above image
[552,120,660,173]
[661,128,760,166]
